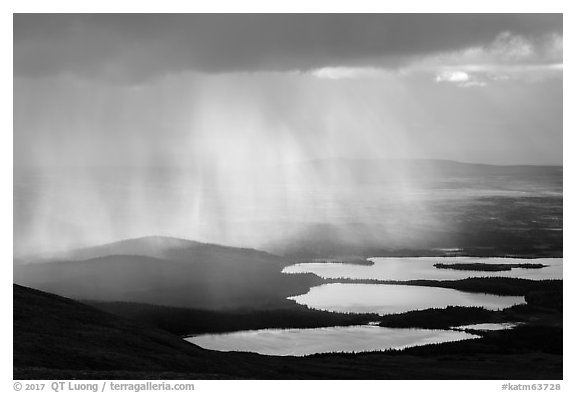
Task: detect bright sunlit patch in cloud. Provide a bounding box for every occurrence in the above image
[435,71,487,87]
[310,67,389,80]
[435,71,487,88]
[435,71,470,83]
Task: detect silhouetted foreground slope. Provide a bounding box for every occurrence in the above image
[15,284,561,380]
[14,237,320,310]
[13,284,234,378]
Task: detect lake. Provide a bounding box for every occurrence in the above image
[288,283,525,314]
[187,257,549,356]
[185,325,479,356]
[283,257,562,281]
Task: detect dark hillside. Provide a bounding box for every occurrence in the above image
[13,284,235,378]
[14,239,320,310]
[14,284,562,380]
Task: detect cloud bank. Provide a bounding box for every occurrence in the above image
[14,14,562,83]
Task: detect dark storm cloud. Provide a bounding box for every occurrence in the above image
[14,14,562,82]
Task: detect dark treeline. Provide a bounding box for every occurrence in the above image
[88,301,378,336]
[378,301,561,330]
[378,306,494,329]
[328,277,562,297]
[433,263,547,272]
[412,277,562,297]
[298,258,374,266]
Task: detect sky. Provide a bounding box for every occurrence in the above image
[14,14,562,167]
[12,14,564,255]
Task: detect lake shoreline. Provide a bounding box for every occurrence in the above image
[89,276,562,335]
[16,261,563,379]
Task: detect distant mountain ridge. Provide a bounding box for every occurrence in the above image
[293,158,562,179]
[18,235,284,265]
[61,236,205,260]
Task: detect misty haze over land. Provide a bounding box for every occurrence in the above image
[14,160,562,259]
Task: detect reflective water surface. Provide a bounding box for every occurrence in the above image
[189,256,549,356]
[283,257,562,281]
[288,283,525,314]
[186,325,479,356]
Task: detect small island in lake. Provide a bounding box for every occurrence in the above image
[433,262,548,272]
